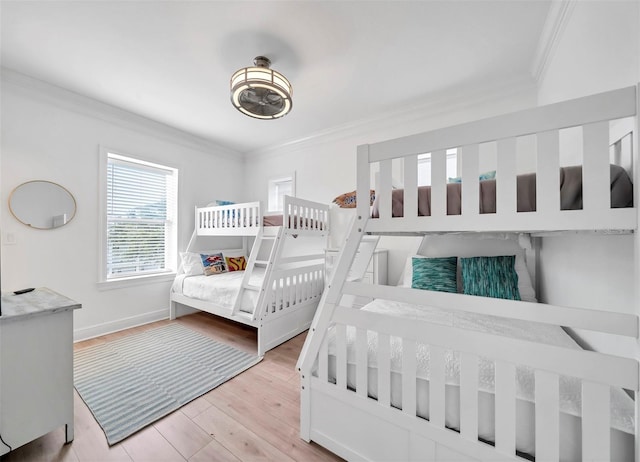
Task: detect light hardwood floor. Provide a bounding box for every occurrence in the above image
[1,312,343,462]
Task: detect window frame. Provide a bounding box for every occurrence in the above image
[267,172,296,213]
[98,146,178,288]
[417,149,459,186]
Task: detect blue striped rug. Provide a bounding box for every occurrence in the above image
[74,323,260,445]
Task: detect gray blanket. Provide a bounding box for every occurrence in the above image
[371,164,633,217]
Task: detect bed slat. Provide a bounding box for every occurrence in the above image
[377,333,391,407]
[318,334,328,383]
[535,370,560,462]
[536,129,561,215]
[461,145,480,217]
[404,154,419,218]
[402,338,417,417]
[494,360,516,456]
[336,324,347,389]
[582,381,611,462]
[583,121,611,212]
[429,345,446,428]
[378,159,393,219]
[356,327,368,398]
[460,351,479,441]
[431,150,447,218]
[496,137,517,215]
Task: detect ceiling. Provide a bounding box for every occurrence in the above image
[1,1,551,155]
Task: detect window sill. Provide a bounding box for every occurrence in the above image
[97,272,176,291]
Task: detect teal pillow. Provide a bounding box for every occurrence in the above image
[460,255,521,300]
[448,170,496,183]
[411,257,458,293]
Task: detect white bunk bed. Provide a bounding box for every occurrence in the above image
[171,196,329,356]
[297,86,639,461]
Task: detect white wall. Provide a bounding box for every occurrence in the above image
[0,72,245,340]
[244,83,538,284]
[535,1,639,357]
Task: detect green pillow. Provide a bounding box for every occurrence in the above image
[460,255,521,300]
[448,170,496,183]
[411,257,458,293]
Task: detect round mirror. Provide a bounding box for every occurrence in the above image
[9,180,77,230]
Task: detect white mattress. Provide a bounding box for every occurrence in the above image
[324,299,635,461]
[172,268,265,313]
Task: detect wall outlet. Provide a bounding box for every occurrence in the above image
[3,232,16,245]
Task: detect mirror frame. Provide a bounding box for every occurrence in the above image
[8,180,77,230]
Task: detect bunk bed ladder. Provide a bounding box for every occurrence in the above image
[231,227,281,319]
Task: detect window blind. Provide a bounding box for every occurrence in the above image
[106,155,177,279]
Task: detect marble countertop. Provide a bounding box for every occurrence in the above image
[0,287,81,322]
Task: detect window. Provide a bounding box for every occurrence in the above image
[268,173,295,212]
[417,149,458,186]
[100,150,178,282]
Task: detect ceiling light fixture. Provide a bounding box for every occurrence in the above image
[230,56,293,120]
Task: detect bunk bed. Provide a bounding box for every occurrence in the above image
[297,85,639,461]
[171,196,329,356]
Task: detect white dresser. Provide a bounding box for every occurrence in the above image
[0,288,81,455]
[325,248,388,285]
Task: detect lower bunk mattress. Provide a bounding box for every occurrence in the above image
[321,299,635,461]
[171,268,265,313]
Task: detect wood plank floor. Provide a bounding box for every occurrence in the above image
[1,312,343,462]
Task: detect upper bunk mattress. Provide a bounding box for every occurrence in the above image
[371,164,633,217]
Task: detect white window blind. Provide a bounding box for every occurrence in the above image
[106,153,177,279]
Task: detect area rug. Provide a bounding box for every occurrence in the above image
[74,323,260,445]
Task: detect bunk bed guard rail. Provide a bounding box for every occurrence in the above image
[283,196,330,235]
[357,85,637,234]
[196,202,262,236]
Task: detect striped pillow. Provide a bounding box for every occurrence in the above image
[411,257,457,293]
[460,255,521,300]
[225,256,247,272]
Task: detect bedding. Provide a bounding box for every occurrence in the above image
[323,299,635,461]
[172,267,265,313]
[371,164,633,217]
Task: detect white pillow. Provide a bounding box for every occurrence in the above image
[180,252,204,276]
[399,234,537,302]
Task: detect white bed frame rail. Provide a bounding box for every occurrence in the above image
[262,264,326,321]
[196,201,262,236]
[283,196,330,236]
[358,85,637,234]
[309,304,638,461]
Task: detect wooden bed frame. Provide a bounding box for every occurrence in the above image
[171,196,329,356]
[297,85,639,461]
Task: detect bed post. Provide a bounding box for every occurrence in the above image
[634,82,640,462]
[297,145,371,439]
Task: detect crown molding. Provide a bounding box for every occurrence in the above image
[1,67,241,160]
[245,76,538,161]
[531,0,576,83]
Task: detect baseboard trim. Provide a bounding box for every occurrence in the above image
[74,309,169,342]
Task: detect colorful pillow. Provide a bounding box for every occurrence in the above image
[226,256,247,271]
[448,170,496,183]
[215,200,235,206]
[200,252,227,276]
[460,255,520,300]
[180,252,204,276]
[411,257,458,293]
[332,190,376,208]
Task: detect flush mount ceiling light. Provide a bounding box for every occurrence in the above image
[230,56,293,120]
